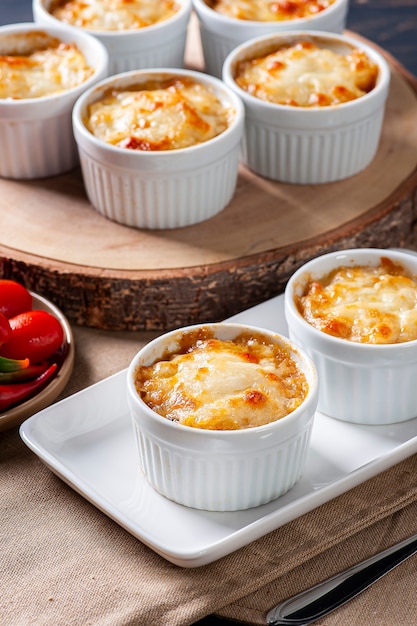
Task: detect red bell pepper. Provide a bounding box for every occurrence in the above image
[0,363,58,412]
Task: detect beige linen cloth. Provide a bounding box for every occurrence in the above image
[2,324,417,626]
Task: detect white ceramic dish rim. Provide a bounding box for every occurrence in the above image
[193,0,347,27]
[0,22,108,109]
[72,68,245,163]
[127,322,318,441]
[19,282,417,567]
[222,30,391,120]
[34,0,192,40]
[285,248,417,362]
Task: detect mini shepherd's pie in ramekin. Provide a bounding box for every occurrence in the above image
[285,248,417,425]
[127,323,318,511]
[223,30,390,184]
[192,0,348,77]
[72,69,244,229]
[0,22,108,179]
[33,0,192,75]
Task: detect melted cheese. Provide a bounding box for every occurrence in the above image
[0,32,94,99]
[49,0,180,31]
[85,77,234,150]
[296,258,417,344]
[209,0,335,21]
[234,40,378,106]
[135,330,309,430]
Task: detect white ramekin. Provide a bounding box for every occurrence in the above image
[192,0,348,77]
[127,322,318,511]
[223,30,391,184]
[0,23,108,180]
[33,0,192,75]
[72,68,244,230]
[284,248,417,425]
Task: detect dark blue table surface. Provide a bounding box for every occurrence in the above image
[1,0,416,77]
[1,2,416,625]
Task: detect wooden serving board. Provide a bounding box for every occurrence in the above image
[1,24,417,331]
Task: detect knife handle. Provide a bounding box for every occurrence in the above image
[266,533,417,626]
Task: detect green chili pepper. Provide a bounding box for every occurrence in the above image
[0,355,30,373]
[0,361,48,384]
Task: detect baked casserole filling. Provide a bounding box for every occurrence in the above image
[0,31,94,99]
[296,258,417,344]
[208,0,336,21]
[135,329,309,430]
[84,77,234,150]
[49,0,180,31]
[234,40,378,106]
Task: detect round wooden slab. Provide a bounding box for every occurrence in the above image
[1,28,417,330]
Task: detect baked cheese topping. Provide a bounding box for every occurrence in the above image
[234,40,378,106]
[296,258,417,344]
[0,32,94,99]
[49,0,180,31]
[135,329,308,430]
[209,0,335,21]
[85,77,233,150]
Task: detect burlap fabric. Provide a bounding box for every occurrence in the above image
[2,325,417,626]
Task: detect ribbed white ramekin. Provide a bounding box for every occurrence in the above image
[127,323,318,511]
[223,30,390,184]
[33,0,192,75]
[192,0,348,77]
[0,23,108,180]
[284,248,417,425]
[72,68,244,230]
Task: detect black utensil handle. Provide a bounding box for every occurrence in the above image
[267,534,417,626]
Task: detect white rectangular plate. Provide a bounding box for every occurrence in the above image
[20,294,417,568]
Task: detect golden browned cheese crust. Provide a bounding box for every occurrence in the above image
[135,329,309,430]
[0,31,94,99]
[49,0,180,31]
[85,77,234,150]
[234,40,378,106]
[296,258,417,344]
[209,0,335,21]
